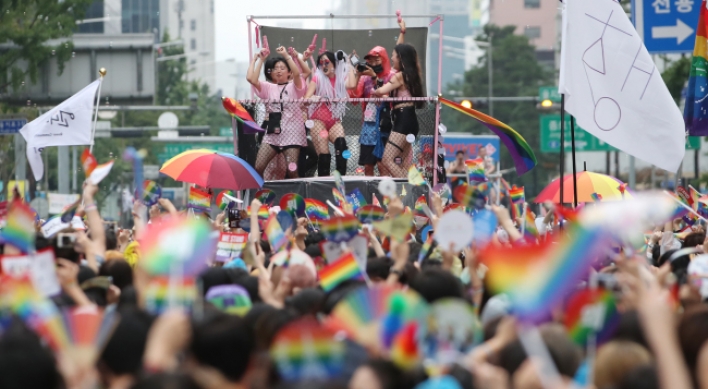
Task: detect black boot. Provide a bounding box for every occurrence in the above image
[318,154,331,177]
[334,137,348,175]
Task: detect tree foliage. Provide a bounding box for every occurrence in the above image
[0,0,93,91]
[442,25,555,196]
[660,54,690,105]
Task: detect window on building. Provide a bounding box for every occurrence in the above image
[191,38,196,50]
[524,26,541,40]
[191,19,196,31]
[190,59,197,65]
[524,0,541,8]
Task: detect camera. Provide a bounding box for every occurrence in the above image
[228,209,244,229]
[57,233,76,248]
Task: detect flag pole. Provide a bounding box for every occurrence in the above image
[89,68,106,153]
[570,116,578,208]
[560,94,566,217]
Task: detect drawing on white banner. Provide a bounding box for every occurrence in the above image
[583,10,634,132]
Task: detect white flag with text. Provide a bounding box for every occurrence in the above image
[20,79,100,180]
[559,0,685,172]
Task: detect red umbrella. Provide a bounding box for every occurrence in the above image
[159,149,264,190]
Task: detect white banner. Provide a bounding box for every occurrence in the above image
[559,0,685,172]
[47,193,80,215]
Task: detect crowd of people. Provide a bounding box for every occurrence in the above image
[1,167,708,389]
[245,16,427,180]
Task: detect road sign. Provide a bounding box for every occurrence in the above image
[219,127,232,137]
[158,112,179,130]
[633,0,700,53]
[157,143,234,163]
[538,86,561,103]
[541,114,701,152]
[0,118,27,135]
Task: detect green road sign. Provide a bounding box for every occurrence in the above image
[539,114,701,153]
[158,143,234,163]
[219,127,232,137]
[538,86,561,103]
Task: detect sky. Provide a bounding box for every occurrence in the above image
[214,0,338,63]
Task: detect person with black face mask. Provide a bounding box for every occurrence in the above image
[346,16,406,177]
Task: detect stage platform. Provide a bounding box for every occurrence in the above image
[246,176,429,210]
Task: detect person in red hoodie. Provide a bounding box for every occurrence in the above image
[347,17,406,177]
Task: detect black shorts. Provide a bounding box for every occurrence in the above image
[392,106,419,137]
[268,144,300,153]
[359,145,377,166]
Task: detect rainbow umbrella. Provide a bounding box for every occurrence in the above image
[534,171,632,203]
[160,149,263,190]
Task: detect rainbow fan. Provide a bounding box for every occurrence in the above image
[325,285,429,350]
[280,193,306,217]
[270,317,346,382]
[139,216,218,276]
[319,215,360,243]
[217,190,237,210]
[255,189,277,206]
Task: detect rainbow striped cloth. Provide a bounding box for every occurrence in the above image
[465,158,487,182]
[509,186,525,220]
[318,252,364,292]
[222,97,263,133]
[143,276,197,314]
[480,224,612,321]
[265,214,289,252]
[685,0,708,136]
[187,187,211,212]
[440,97,537,175]
[1,201,37,253]
[305,198,329,222]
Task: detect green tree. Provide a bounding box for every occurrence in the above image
[0,0,93,91]
[442,25,555,196]
[156,30,190,106]
[660,54,690,104]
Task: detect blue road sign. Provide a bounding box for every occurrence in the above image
[0,118,27,135]
[632,0,701,53]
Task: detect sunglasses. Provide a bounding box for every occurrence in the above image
[319,59,331,66]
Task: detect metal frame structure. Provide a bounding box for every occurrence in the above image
[246,13,445,184]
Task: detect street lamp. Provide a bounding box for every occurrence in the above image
[540,99,553,108]
[461,100,473,109]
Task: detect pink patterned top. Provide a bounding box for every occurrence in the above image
[252,78,308,147]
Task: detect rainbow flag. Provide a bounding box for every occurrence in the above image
[320,215,360,243]
[564,288,620,346]
[418,235,435,263]
[139,217,217,276]
[407,165,427,186]
[509,186,525,219]
[305,198,329,222]
[222,97,263,133]
[480,224,611,321]
[465,158,487,182]
[523,210,538,241]
[439,97,537,175]
[318,252,364,292]
[697,196,708,218]
[356,205,386,224]
[0,276,69,351]
[265,214,288,252]
[414,195,427,216]
[590,193,602,202]
[143,276,197,314]
[60,201,80,223]
[1,201,37,253]
[80,148,98,176]
[188,187,211,212]
[332,188,348,208]
[685,0,708,136]
[690,185,703,212]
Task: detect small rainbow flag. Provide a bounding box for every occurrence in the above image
[509,186,525,220]
[222,97,263,133]
[255,189,276,206]
[685,0,708,136]
[141,180,162,206]
[305,198,329,221]
[188,187,211,212]
[356,205,386,224]
[334,171,346,198]
[60,201,80,223]
[418,235,435,263]
[247,205,271,220]
[0,276,70,351]
[142,276,197,314]
[590,193,602,202]
[465,158,487,182]
[320,215,360,243]
[414,195,427,216]
[480,224,611,321]
[407,165,427,186]
[318,252,364,292]
[139,217,217,276]
[439,97,537,175]
[332,188,348,208]
[265,214,288,252]
[697,196,708,218]
[523,210,538,241]
[80,148,98,176]
[1,201,37,253]
[564,288,620,346]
